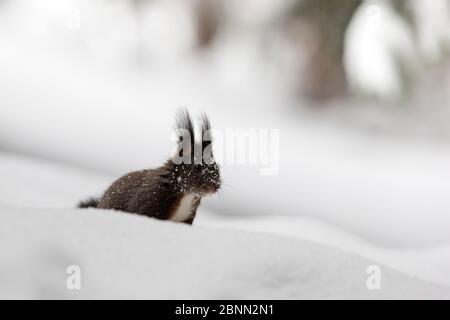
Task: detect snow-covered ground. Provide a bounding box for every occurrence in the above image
[1,152,449,298]
[1,206,449,299]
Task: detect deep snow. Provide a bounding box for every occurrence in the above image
[1,152,450,291]
[1,207,449,299]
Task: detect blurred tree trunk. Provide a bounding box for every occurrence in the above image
[194,0,221,48]
[391,0,414,24]
[290,0,361,102]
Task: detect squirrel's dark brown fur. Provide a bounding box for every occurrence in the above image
[78,109,221,225]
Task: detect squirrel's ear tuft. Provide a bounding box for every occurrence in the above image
[173,108,195,162]
[199,113,213,160]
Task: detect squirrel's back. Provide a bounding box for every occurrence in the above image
[97,169,154,211]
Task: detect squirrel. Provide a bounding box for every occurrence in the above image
[78,109,221,225]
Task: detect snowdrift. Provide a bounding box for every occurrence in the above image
[1,152,450,288]
[1,207,449,299]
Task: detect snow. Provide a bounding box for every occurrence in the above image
[0,153,112,208]
[412,0,450,63]
[1,152,450,298]
[198,213,450,288]
[1,207,449,299]
[344,0,419,100]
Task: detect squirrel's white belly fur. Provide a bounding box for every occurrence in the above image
[171,193,199,222]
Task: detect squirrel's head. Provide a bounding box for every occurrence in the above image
[170,109,221,195]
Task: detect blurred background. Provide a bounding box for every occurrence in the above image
[1,0,450,285]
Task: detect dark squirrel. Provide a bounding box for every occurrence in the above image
[78,109,221,225]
